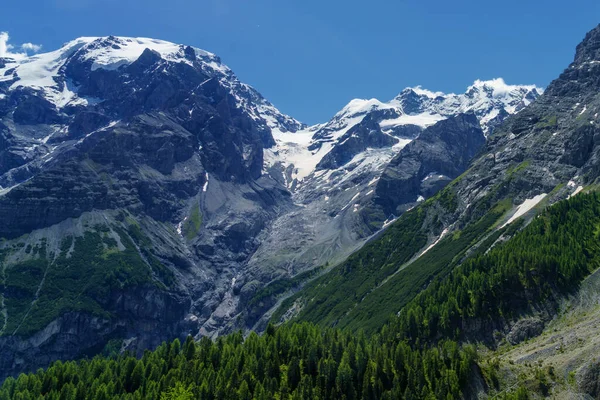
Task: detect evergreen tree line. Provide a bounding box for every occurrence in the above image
[0,325,475,399]
[390,192,600,345]
[3,192,600,399]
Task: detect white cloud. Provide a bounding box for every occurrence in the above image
[21,43,42,53]
[0,32,14,57]
[0,32,42,60]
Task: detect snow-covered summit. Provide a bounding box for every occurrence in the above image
[390,78,542,131]
[75,36,224,72]
[265,79,542,189]
[0,36,304,133]
[467,78,540,99]
[333,98,395,120]
[309,78,542,144]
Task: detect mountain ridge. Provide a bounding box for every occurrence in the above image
[0,34,542,379]
[266,77,542,190]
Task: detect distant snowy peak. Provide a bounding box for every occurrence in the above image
[266,78,541,190]
[333,98,394,120]
[391,78,542,132]
[464,78,542,113]
[0,35,303,134]
[467,78,541,98]
[316,78,543,140]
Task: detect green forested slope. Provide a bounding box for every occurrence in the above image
[274,188,513,333]
[3,192,600,399]
[393,192,600,344]
[0,324,475,400]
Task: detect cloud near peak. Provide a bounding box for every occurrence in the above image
[21,42,43,53]
[0,32,42,59]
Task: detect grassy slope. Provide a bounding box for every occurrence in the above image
[274,186,514,333]
[271,204,429,330]
[338,200,513,332]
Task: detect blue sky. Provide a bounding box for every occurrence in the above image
[3,1,600,124]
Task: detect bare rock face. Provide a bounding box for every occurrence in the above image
[316,110,420,171]
[0,36,300,380]
[0,287,191,379]
[373,113,485,217]
[578,361,600,399]
[506,318,545,345]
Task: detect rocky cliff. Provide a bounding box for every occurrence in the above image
[0,36,301,380]
[374,113,485,217]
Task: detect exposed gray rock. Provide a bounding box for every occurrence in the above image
[578,361,600,399]
[374,113,485,217]
[11,89,65,125]
[316,111,420,171]
[0,287,191,380]
[506,317,545,345]
[0,36,299,380]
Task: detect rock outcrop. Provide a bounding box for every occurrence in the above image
[374,113,485,217]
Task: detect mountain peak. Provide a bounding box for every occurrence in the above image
[400,86,447,99]
[467,78,541,98]
[0,35,304,134]
[69,36,225,73]
[544,24,600,97]
[574,24,600,65]
[335,98,391,120]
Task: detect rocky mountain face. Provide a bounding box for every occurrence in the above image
[0,36,303,379]
[236,81,540,333]
[373,113,486,217]
[444,23,600,228]
[277,23,600,366]
[0,35,540,379]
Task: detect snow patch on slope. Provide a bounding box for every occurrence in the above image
[265,128,319,183]
[379,113,445,129]
[501,194,547,228]
[421,228,450,256]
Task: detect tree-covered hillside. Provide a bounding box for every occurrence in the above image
[272,187,512,333]
[0,324,475,400]
[394,192,600,345]
[4,191,600,399]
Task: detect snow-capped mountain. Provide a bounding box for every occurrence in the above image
[0,36,303,131]
[0,36,303,188]
[265,78,541,191]
[391,79,540,133]
[0,34,543,377]
[0,36,312,378]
